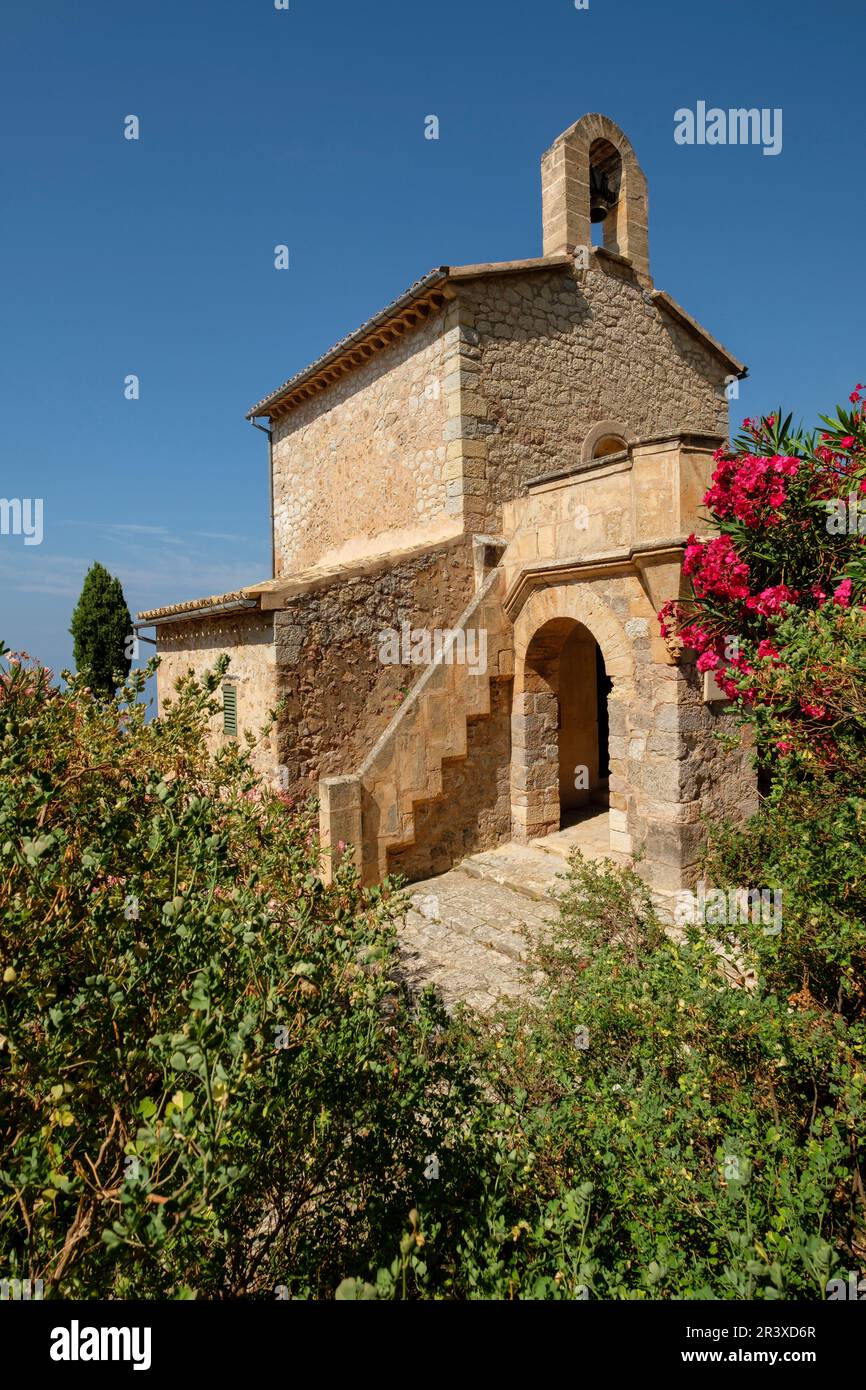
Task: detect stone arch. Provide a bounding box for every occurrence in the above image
[511,581,634,842]
[513,581,634,694]
[541,112,650,284]
[581,418,632,465]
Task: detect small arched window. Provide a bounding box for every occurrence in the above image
[581,420,630,467]
[592,433,627,460]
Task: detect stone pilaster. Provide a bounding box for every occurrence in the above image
[442,297,488,536]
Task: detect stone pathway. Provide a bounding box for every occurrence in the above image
[397,810,627,1011]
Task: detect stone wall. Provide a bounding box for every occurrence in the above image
[639,656,758,888]
[154,610,278,777]
[619,645,756,896]
[273,538,476,797]
[499,435,723,593]
[266,258,732,583]
[459,261,729,533]
[270,309,452,575]
[387,679,512,882]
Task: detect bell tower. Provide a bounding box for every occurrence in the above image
[541,113,651,286]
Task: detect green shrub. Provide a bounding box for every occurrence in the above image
[428,852,865,1300]
[2,641,863,1300]
[0,645,478,1298]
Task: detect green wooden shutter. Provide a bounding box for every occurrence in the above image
[222,685,237,736]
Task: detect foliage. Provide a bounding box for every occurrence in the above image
[0,643,478,1298]
[659,391,866,772]
[69,562,133,698]
[3,549,865,1301]
[413,853,865,1300]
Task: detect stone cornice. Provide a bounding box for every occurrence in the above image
[503,540,689,620]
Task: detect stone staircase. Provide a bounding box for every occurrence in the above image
[397,810,626,1011]
[319,564,512,885]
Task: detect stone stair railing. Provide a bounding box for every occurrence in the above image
[319,565,511,885]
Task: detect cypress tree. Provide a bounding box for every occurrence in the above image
[69,562,133,697]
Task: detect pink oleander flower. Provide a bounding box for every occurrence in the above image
[704,452,800,528]
[714,668,741,700]
[683,535,751,602]
[756,638,781,661]
[776,740,794,754]
[745,583,799,617]
[833,578,853,607]
[800,700,828,719]
[678,621,715,654]
[696,650,720,673]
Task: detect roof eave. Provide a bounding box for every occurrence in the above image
[245,267,452,421]
[136,595,260,627]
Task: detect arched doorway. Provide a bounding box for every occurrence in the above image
[557,624,613,822]
[520,616,612,836]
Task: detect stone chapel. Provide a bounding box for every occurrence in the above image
[137,113,757,909]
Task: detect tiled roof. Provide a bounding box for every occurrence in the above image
[245,267,450,419]
[136,589,261,623]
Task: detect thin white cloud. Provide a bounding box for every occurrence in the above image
[0,548,265,608]
[192,530,251,543]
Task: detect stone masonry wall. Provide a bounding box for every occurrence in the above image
[387,679,512,883]
[154,611,278,777]
[637,657,758,888]
[270,308,451,575]
[459,261,729,531]
[273,538,476,798]
[623,651,756,895]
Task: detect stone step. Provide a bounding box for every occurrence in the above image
[405,872,553,954]
[395,822,632,1012]
[398,869,552,1011]
[456,842,567,901]
[530,819,630,869]
[531,835,630,868]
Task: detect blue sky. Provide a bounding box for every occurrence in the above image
[1,0,863,681]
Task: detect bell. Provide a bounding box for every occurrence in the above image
[590,164,616,223]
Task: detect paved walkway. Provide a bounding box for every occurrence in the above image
[397,810,626,1011]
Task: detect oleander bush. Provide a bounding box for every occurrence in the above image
[659,389,866,773]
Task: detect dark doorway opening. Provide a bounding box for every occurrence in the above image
[556,623,611,821]
[596,644,612,783]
